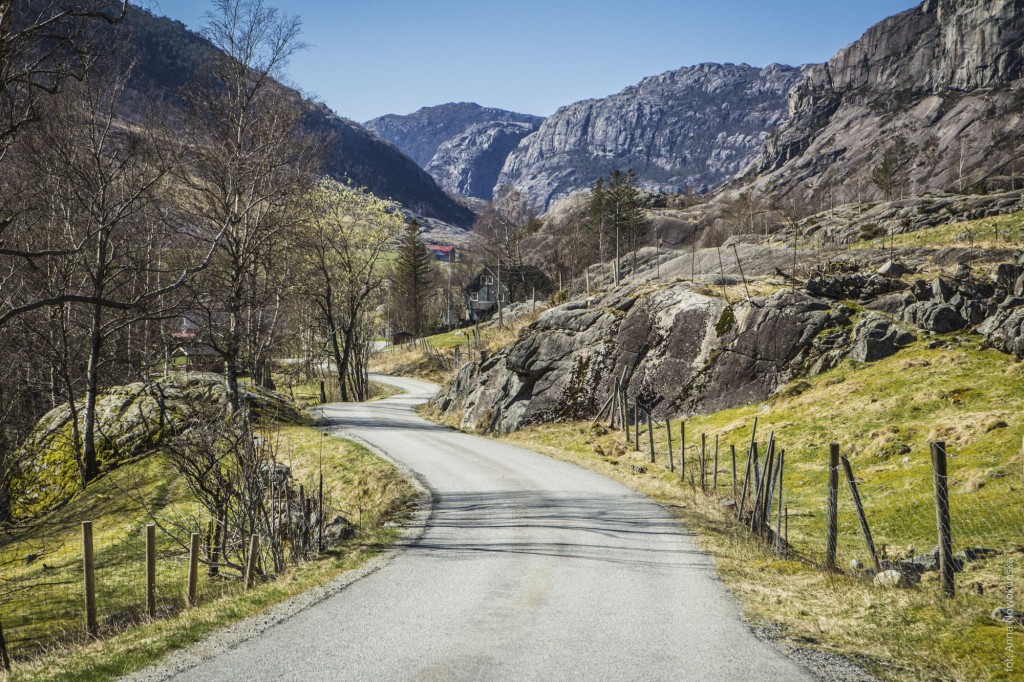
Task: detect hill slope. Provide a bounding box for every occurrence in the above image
[498,63,805,211]
[121,8,474,228]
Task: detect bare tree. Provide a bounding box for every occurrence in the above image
[180,0,320,409]
[300,179,403,402]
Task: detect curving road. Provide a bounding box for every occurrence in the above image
[166,374,814,681]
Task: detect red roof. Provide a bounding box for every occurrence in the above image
[426,245,454,253]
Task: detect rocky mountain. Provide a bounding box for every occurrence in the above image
[425,121,539,200]
[743,0,1024,203]
[433,231,1024,433]
[364,103,543,168]
[120,9,474,228]
[497,63,805,211]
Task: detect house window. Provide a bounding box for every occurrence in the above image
[483,276,494,285]
[470,292,479,301]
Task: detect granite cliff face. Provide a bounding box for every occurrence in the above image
[498,63,804,211]
[748,0,1024,201]
[425,121,539,200]
[365,103,543,165]
[433,284,854,434]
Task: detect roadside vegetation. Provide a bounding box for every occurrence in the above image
[427,337,1024,681]
[3,423,416,682]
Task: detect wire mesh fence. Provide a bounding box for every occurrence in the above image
[612,396,1024,602]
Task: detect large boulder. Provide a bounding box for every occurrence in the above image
[14,373,305,512]
[902,301,968,333]
[433,284,851,433]
[979,308,1024,358]
[848,314,916,362]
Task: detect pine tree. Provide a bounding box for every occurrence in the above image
[390,219,435,337]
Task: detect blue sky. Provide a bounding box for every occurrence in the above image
[151,0,916,123]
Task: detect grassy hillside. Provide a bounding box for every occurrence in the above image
[438,336,1024,680]
[2,422,417,682]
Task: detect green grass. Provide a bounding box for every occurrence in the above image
[1,425,417,681]
[853,211,1024,250]
[446,339,1024,681]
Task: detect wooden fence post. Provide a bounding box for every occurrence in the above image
[620,391,627,437]
[700,433,707,493]
[245,535,260,589]
[679,421,686,482]
[146,523,157,619]
[666,421,674,472]
[634,400,640,451]
[0,618,10,673]
[774,450,785,553]
[82,521,98,638]
[187,532,201,607]
[931,442,955,597]
[826,444,840,571]
[840,455,881,572]
[731,444,738,499]
[646,408,655,464]
[713,435,720,495]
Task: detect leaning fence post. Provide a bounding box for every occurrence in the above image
[826,444,840,571]
[840,455,881,572]
[0,617,10,673]
[245,535,261,589]
[187,532,201,607]
[146,523,157,619]
[83,520,98,638]
[713,435,720,495]
[646,408,655,464]
[731,444,738,499]
[666,421,674,472]
[931,442,955,597]
[679,421,686,482]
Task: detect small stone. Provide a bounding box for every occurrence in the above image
[850,559,864,571]
[874,570,912,588]
[993,608,1024,625]
[718,499,737,508]
[630,465,647,474]
[877,260,909,278]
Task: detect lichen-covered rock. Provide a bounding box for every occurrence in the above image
[979,307,1024,358]
[902,301,969,333]
[14,373,305,512]
[849,314,916,362]
[433,284,851,433]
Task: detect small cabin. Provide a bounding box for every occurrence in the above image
[464,265,552,322]
[425,245,455,263]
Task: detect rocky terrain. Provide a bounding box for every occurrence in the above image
[740,0,1024,204]
[434,232,1024,433]
[14,372,304,513]
[425,121,539,200]
[498,63,805,211]
[365,103,543,200]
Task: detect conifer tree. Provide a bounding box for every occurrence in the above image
[390,219,435,337]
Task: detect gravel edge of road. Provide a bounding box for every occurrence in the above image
[750,624,880,682]
[119,422,434,682]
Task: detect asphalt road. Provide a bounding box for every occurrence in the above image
[169,374,814,681]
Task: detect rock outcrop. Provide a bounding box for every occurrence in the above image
[498,63,805,211]
[365,103,544,168]
[425,121,539,200]
[433,284,852,433]
[744,0,1024,204]
[15,373,304,512]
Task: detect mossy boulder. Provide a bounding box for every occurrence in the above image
[14,373,306,513]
